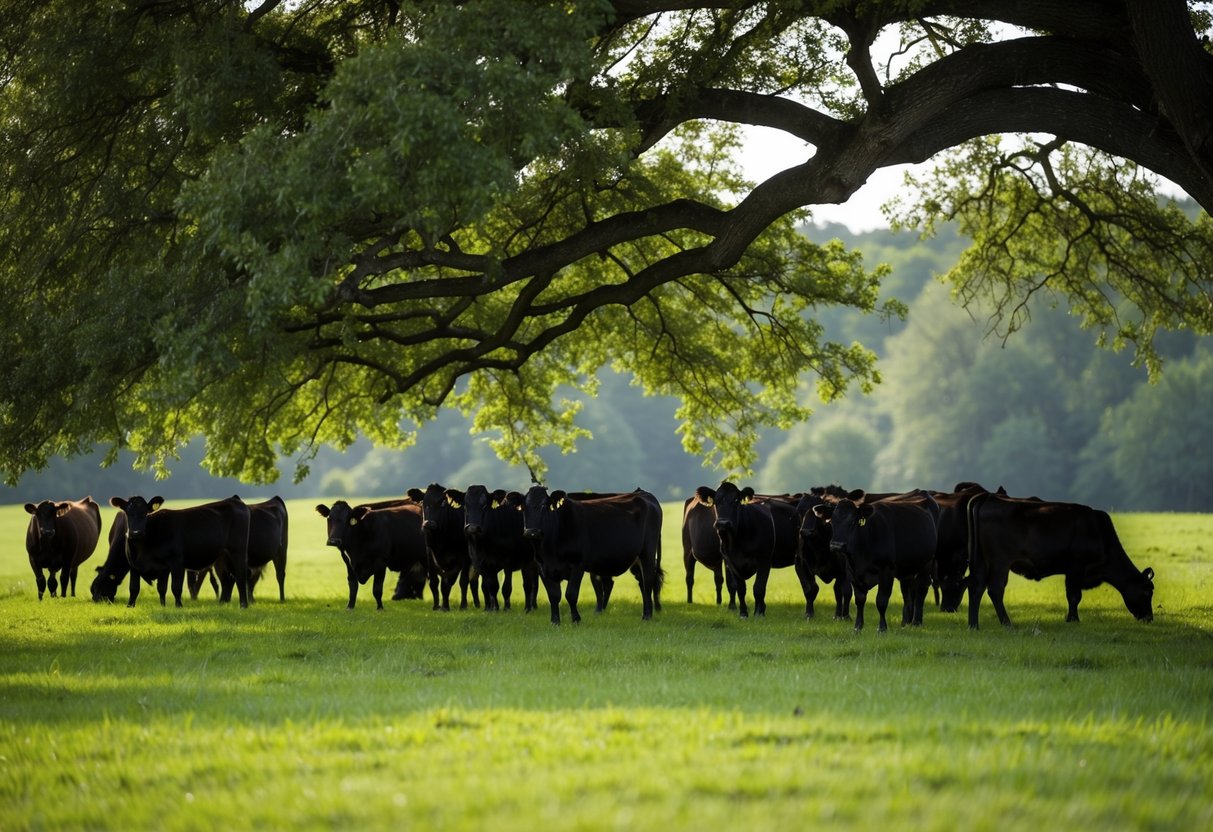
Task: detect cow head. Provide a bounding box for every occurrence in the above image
[818,499,877,584]
[795,491,832,564]
[409,483,463,536]
[1123,566,1156,622]
[463,486,519,536]
[696,482,753,546]
[315,501,369,549]
[522,486,565,543]
[25,501,71,548]
[109,496,164,552]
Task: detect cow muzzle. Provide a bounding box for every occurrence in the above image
[523,529,541,540]
[326,537,342,547]
[464,523,482,537]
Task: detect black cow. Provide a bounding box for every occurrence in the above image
[681,496,736,608]
[315,500,427,610]
[929,483,991,612]
[966,493,1155,629]
[813,491,940,632]
[108,495,252,608]
[25,497,102,599]
[89,512,131,602]
[693,483,816,619]
[462,485,538,612]
[794,488,853,620]
[216,496,289,602]
[522,486,662,624]
[407,484,480,611]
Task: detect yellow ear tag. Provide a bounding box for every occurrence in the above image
[348,518,357,526]
[858,517,866,527]
[491,500,500,509]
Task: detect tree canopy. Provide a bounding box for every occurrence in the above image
[2,0,1211,485]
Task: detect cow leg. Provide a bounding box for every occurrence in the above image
[457,568,470,610]
[795,560,819,618]
[68,565,79,597]
[752,566,771,618]
[274,557,286,602]
[731,569,750,619]
[218,571,235,603]
[428,565,441,611]
[986,569,1012,627]
[710,565,724,606]
[345,563,359,610]
[439,573,454,611]
[565,572,584,624]
[156,574,170,606]
[852,585,867,631]
[372,567,386,610]
[170,569,185,608]
[32,568,47,601]
[967,562,987,630]
[127,571,141,608]
[523,563,539,613]
[48,571,59,598]
[900,581,914,626]
[542,574,563,625]
[1064,574,1082,623]
[637,560,655,620]
[500,570,512,611]
[875,577,894,632]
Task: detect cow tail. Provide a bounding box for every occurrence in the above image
[966,492,988,573]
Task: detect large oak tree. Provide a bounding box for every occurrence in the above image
[1,0,1210,483]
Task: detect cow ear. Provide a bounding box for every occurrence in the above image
[445,489,464,509]
[149,497,165,511]
[315,504,331,518]
[549,490,566,510]
[1143,567,1155,581]
[694,486,715,506]
[56,502,72,516]
[848,489,866,502]
[406,488,425,502]
[741,487,756,502]
[812,504,832,520]
[23,503,36,515]
[109,497,128,510]
[491,489,508,503]
[858,504,875,526]
[351,506,370,522]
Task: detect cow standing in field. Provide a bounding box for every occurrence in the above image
[681,496,736,608]
[929,482,991,613]
[694,483,817,619]
[522,486,663,624]
[795,488,853,620]
[408,484,480,611]
[108,495,252,608]
[813,490,940,632]
[25,497,102,599]
[219,496,289,602]
[966,493,1155,629]
[315,500,427,610]
[462,485,538,612]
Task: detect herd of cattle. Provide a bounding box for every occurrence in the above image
[21,481,1157,630]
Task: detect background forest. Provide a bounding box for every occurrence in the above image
[9,221,1211,512]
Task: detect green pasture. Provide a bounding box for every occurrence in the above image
[1,498,1211,830]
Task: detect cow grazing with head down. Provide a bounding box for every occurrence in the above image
[25,497,102,599]
[407,484,480,611]
[681,496,737,608]
[522,486,663,625]
[462,485,538,612]
[107,495,252,608]
[813,490,940,632]
[315,500,427,610]
[966,493,1155,629]
[693,483,816,619]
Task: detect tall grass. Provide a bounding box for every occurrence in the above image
[1,500,1210,830]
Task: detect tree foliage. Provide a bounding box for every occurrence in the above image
[2,0,1211,484]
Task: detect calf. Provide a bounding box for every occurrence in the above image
[462,485,538,612]
[967,493,1155,629]
[522,486,662,624]
[315,500,427,610]
[108,495,252,608]
[407,484,480,611]
[693,483,816,618]
[25,497,102,599]
[814,491,939,632]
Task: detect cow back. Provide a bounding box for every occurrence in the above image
[247,496,289,569]
[141,497,251,573]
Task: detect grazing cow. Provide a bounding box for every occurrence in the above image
[681,496,736,608]
[813,491,940,632]
[462,485,538,612]
[407,484,480,611]
[693,483,816,619]
[108,495,252,608]
[794,488,853,620]
[90,512,131,602]
[522,486,662,624]
[314,500,427,610]
[966,493,1155,629]
[25,497,102,599]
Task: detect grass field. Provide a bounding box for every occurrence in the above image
[2,498,1211,830]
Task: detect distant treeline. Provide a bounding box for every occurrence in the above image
[8,222,1212,511]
